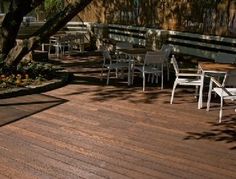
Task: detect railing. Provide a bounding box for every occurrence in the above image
[105,24,236,61]
[107,24,147,46]
[167,30,236,60]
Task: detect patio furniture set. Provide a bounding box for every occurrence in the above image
[43,32,86,58]
[100,41,236,122]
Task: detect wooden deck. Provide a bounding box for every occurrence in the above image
[0,54,236,179]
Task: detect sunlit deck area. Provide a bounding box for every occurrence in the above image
[0,54,236,178]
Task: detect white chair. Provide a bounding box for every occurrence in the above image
[101,49,129,85]
[48,36,61,58]
[206,70,236,123]
[214,52,236,64]
[170,55,204,109]
[133,51,165,91]
[48,35,70,58]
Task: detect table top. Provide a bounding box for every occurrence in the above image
[118,48,150,55]
[199,62,236,73]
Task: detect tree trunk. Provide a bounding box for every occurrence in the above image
[3,0,93,70]
[0,0,43,59]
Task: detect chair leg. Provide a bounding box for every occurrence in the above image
[170,80,177,104]
[143,72,146,92]
[115,68,118,78]
[131,67,135,85]
[148,74,151,82]
[198,74,204,109]
[120,68,124,79]
[48,45,51,56]
[100,67,104,81]
[219,97,223,123]
[194,86,199,98]
[167,63,170,81]
[107,69,110,85]
[161,73,163,90]
[206,80,213,111]
[206,91,212,112]
[151,74,155,83]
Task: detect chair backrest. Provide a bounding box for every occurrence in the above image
[222,69,236,87]
[214,52,236,64]
[116,42,133,50]
[144,52,165,66]
[161,44,173,59]
[170,55,179,74]
[102,50,112,64]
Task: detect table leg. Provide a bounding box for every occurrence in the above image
[198,73,204,109]
[128,56,131,86]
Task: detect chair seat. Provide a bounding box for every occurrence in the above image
[213,87,236,98]
[176,78,202,85]
[105,62,129,69]
[134,66,162,74]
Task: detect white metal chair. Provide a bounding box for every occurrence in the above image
[133,51,165,91]
[48,35,70,58]
[101,49,129,85]
[214,52,236,64]
[48,36,62,58]
[170,55,204,109]
[206,70,236,123]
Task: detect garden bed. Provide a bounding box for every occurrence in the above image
[0,71,71,99]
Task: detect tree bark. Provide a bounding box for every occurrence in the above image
[3,0,93,70]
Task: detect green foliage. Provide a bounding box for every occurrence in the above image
[44,0,64,20]
[17,61,57,80]
[0,59,58,89]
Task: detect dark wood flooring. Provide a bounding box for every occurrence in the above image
[0,53,235,179]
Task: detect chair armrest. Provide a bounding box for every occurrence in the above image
[178,73,202,77]
[179,68,198,72]
[210,77,234,96]
[210,77,222,87]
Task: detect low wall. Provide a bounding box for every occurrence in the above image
[98,24,236,61]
